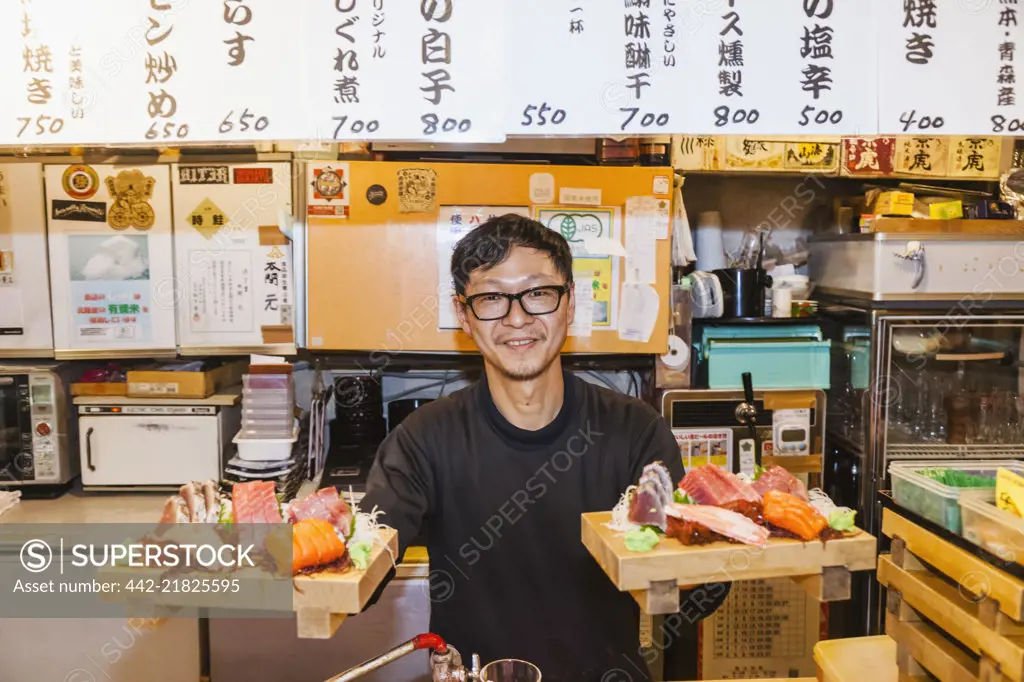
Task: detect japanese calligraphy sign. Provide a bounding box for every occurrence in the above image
[171,162,295,351]
[878,0,1024,135]
[305,0,504,142]
[0,1,105,144]
[676,0,878,134]
[506,0,684,136]
[76,0,306,143]
[0,164,54,353]
[43,164,176,355]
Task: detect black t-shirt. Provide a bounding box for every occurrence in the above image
[361,371,690,682]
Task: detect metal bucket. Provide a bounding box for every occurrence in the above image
[480,659,541,682]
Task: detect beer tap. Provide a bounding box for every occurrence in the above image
[322,633,482,682]
[734,371,761,475]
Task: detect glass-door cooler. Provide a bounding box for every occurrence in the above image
[819,302,1024,636]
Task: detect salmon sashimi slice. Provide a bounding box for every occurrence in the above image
[665,503,770,548]
[292,518,347,574]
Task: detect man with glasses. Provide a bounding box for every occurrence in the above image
[362,214,727,682]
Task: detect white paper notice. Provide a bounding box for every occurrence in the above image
[530,173,555,204]
[625,198,657,284]
[652,197,671,240]
[618,283,660,344]
[569,278,594,338]
[559,188,603,206]
[0,279,23,331]
[580,237,628,258]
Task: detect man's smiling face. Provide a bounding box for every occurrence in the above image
[457,246,574,381]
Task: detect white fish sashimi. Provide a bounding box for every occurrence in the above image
[666,503,770,548]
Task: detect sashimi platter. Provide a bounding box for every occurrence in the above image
[108,480,397,638]
[581,463,878,614]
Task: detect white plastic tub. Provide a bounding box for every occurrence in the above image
[233,423,299,462]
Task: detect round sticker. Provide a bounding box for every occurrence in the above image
[62,164,99,200]
[313,170,343,198]
[366,184,388,206]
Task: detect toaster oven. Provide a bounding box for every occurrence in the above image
[0,362,78,497]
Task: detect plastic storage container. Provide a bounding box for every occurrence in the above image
[888,461,1024,533]
[233,423,299,461]
[243,406,294,420]
[707,340,832,389]
[241,387,294,405]
[242,374,293,391]
[960,495,1024,565]
[240,417,297,439]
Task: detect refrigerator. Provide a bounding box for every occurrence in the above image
[811,231,1024,635]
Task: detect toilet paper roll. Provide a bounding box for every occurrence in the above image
[660,335,690,369]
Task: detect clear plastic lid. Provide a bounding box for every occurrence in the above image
[239,425,296,439]
[242,387,294,405]
[241,416,296,430]
[243,406,294,419]
[243,374,293,391]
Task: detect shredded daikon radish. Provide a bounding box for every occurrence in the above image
[347,494,397,569]
[605,485,641,533]
[735,472,755,485]
[808,488,851,517]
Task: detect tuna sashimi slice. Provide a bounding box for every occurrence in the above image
[232,481,282,524]
[752,465,809,501]
[628,481,668,531]
[288,487,354,537]
[679,465,761,506]
[665,503,770,548]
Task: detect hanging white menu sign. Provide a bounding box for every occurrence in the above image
[64,0,307,144]
[305,0,504,142]
[0,1,107,145]
[506,0,682,136]
[0,164,54,354]
[44,164,177,355]
[878,0,1024,135]
[678,0,878,135]
[171,162,295,351]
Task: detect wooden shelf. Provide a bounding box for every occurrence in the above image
[761,454,823,474]
[868,218,1024,235]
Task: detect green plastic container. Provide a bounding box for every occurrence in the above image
[888,461,1024,534]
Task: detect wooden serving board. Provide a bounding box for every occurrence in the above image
[99,528,398,639]
[292,528,398,638]
[581,512,877,614]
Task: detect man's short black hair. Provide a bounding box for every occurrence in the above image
[450,213,573,297]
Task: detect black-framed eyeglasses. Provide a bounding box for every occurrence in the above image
[462,284,571,321]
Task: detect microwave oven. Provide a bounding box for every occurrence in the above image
[0,362,78,496]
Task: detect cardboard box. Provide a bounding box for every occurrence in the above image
[928,200,963,220]
[874,191,915,216]
[70,382,128,397]
[127,360,247,398]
